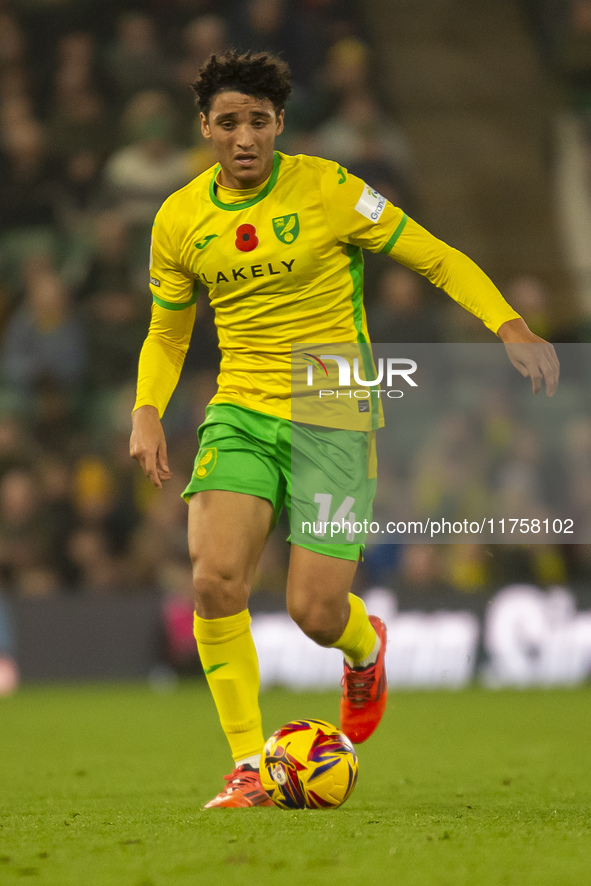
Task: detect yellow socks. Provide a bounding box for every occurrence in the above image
[332,593,378,665]
[194,609,265,763]
[194,596,376,763]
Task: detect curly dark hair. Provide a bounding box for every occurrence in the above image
[192,50,292,117]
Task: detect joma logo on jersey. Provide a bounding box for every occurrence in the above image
[200,259,295,285]
[194,234,218,249]
[272,214,299,244]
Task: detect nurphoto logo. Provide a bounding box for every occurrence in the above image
[303,352,418,400]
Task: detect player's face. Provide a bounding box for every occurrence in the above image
[200,91,284,190]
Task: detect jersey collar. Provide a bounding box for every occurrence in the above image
[209,152,281,211]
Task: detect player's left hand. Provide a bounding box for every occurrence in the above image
[497,318,560,397]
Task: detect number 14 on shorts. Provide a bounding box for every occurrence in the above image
[313,493,356,541]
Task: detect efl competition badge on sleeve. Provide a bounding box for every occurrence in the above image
[355,186,386,223]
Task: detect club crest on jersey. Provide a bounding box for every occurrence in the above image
[272,214,299,244]
[235,223,259,252]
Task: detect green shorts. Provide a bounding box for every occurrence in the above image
[182,402,377,561]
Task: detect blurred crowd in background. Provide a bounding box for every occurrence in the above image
[0,0,590,624]
[526,0,591,99]
[528,0,591,213]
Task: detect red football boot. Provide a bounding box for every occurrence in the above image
[340,615,387,744]
[203,765,275,809]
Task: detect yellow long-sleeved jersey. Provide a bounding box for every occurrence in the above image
[134,151,520,427]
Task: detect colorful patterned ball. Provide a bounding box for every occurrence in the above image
[259,719,358,809]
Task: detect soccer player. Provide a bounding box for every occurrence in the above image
[130,51,559,809]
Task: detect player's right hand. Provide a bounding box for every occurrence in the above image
[130,404,172,488]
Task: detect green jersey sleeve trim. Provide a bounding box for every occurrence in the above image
[346,244,380,430]
[379,213,408,253]
[209,152,281,211]
[152,281,198,311]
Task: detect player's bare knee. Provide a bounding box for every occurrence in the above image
[287,598,342,647]
[192,564,249,618]
[286,595,306,630]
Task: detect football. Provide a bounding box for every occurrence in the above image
[259,718,359,809]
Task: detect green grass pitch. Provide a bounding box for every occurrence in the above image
[1,683,590,886]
